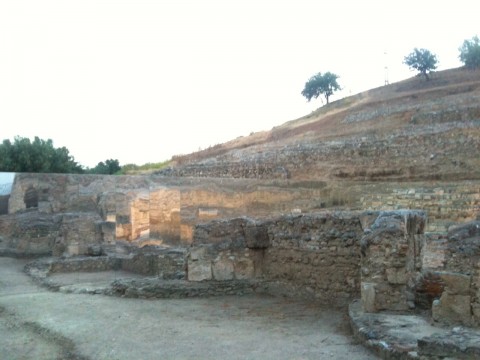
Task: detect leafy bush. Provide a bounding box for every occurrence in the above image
[0,136,83,173]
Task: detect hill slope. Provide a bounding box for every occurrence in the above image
[160,68,480,182]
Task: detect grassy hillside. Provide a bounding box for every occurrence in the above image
[161,68,480,182]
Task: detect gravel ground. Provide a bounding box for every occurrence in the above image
[0,257,376,359]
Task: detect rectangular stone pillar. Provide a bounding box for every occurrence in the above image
[360,210,426,312]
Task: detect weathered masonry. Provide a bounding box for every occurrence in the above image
[0,173,479,323]
[1,173,479,249]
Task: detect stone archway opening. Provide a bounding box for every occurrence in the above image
[24,186,39,209]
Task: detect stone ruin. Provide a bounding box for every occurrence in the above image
[1,172,480,358]
[359,210,480,326]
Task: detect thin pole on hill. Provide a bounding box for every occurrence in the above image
[384,51,390,85]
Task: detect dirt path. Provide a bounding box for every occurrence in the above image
[0,257,376,359]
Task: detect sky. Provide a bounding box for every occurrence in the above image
[0,1,478,168]
[0,172,14,193]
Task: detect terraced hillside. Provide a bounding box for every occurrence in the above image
[161,68,480,182]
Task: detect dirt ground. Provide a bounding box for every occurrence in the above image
[0,257,376,360]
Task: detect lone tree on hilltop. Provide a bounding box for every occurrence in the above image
[403,48,438,80]
[301,71,340,104]
[459,35,480,69]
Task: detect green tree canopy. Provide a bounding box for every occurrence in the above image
[301,71,340,104]
[0,136,83,173]
[403,48,438,80]
[89,159,121,174]
[459,35,480,69]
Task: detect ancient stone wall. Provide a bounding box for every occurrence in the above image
[359,212,480,328]
[360,211,426,312]
[4,173,480,328]
[26,246,186,280]
[188,218,263,282]
[188,213,365,305]
[129,193,150,240]
[3,173,327,251]
[263,213,364,305]
[2,173,479,267]
[119,248,186,278]
[159,118,480,183]
[53,213,104,257]
[0,211,110,257]
[149,188,181,244]
[424,221,480,327]
[358,181,480,232]
[0,211,60,256]
[4,174,480,239]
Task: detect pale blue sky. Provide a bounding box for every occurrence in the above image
[0,0,477,167]
[0,173,15,194]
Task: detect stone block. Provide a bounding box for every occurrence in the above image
[189,247,207,261]
[418,327,480,359]
[187,260,212,281]
[87,244,103,256]
[193,218,246,249]
[361,282,376,312]
[101,221,116,243]
[472,303,480,323]
[375,283,409,311]
[432,292,472,325]
[66,243,80,256]
[180,224,193,244]
[448,220,480,241]
[38,201,51,213]
[234,258,255,279]
[386,268,408,284]
[358,211,379,231]
[244,223,270,249]
[212,258,234,280]
[198,208,218,219]
[438,272,471,295]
